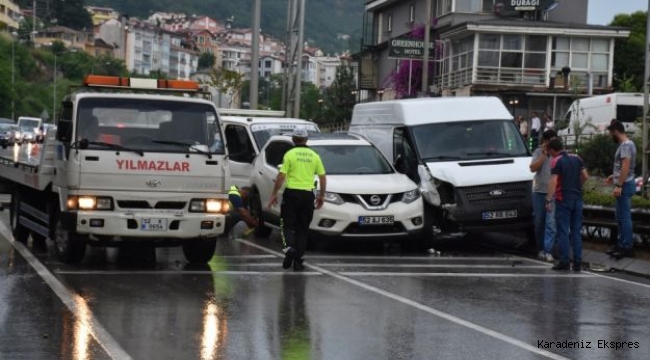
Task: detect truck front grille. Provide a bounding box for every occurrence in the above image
[459,181,531,205]
[117,201,186,209]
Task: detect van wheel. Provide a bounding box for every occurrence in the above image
[250,191,272,238]
[53,213,86,264]
[182,237,217,263]
[9,191,29,243]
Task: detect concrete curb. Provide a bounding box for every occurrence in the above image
[583,249,650,277]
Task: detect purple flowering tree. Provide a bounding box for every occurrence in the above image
[386,20,443,98]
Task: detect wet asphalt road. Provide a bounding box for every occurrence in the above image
[1,214,650,360]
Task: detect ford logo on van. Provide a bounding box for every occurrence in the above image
[146,179,162,188]
[489,189,505,197]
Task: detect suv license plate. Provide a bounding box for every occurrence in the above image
[141,218,168,231]
[482,210,517,221]
[359,216,394,225]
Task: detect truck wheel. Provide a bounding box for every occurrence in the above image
[31,233,48,249]
[250,191,272,238]
[182,237,217,264]
[9,191,29,243]
[53,215,86,264]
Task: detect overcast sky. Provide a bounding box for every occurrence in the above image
[588,0,647,25]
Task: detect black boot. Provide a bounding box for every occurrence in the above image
[282,248,295,269]
[293,257,305,271]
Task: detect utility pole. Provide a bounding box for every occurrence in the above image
[643,0,650,197]
[421,0,433,95]
[249,0,261,110]
[283,0,306,118]
[32,0,36,42]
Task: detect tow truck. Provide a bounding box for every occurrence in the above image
[0,75,231,264]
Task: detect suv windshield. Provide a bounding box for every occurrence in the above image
[251,123,318,149]
[311,145,393,175]
[412,120,528,162]
[76,98,223,154]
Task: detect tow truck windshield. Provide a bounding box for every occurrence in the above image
[76,98,224,154]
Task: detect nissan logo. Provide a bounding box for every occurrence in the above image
[146,179,162,188]
[370,195,382,205]
[489,189,506,197]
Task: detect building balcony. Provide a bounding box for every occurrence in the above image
[474,67,546,87]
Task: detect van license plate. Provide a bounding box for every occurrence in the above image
[141,218,168,231]
[482,210,517,220]
[359,216,394,225]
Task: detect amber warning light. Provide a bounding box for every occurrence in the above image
[82,75,200,91]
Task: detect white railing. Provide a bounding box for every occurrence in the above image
[475,67,546,86]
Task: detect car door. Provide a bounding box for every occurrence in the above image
[224,124,257,188]
[253,140,294,220]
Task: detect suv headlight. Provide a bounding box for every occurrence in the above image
[190,199,230,214]
[67,196,113,210]
[402,189,421,204]
[316,191,344,205]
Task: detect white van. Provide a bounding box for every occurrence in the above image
[350,97,534,243]
[558,93,643,137]
[17,116,42,143]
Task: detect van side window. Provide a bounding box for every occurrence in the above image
[225,125,255,163]
[393,127,419,183]
[265,141,293,168]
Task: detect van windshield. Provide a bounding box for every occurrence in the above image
[311,145,393,175]
[412,120,529,162]
[19,119,40,133]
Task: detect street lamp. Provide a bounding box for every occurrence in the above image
[11,31,18,120]
[508,99,519,115]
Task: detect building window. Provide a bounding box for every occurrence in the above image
[435,0,453,17]
[456,0,484,13]
[386,14,392,33]
[409,4,415,23]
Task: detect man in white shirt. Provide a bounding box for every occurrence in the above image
[531,111,541,149]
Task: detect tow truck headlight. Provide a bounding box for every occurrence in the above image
[402,189,421,204]
[318,191,344,205]
[190,199,229,214]
[67,196,113,210]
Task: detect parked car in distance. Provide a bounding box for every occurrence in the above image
[0,123,21,148]
[17,116,42,143]
[249,133,424,240]
[0,118,15,124]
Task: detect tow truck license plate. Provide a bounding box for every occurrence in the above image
[359,216,394,225]
[141,218,168,231]
[482,210,517,220]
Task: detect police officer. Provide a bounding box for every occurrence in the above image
[268,127,326,271]
[227,186,259,238]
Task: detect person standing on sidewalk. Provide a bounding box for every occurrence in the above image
[546,138,589,271]
[268,127,327,271]
[529,130,557,262]
[605,120,637,259]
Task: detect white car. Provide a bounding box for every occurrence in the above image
[249,133,424,240]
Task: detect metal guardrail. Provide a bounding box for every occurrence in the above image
[475,67,546,86]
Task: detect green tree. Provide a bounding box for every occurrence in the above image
[300,82,322,121]
[610,11,646,91]
[198,52,216,70]
[322,65,356,123]
[203,68,244,108]
[51,0,93,30]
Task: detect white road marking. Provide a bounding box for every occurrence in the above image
[0,222,133,360]
[306,255,522,261]
[317,263,548,269]
[53,270,321,276]
[236,239,571,360]
[339,272,591,278]
[515,255,650,290]
[214,255,276,259]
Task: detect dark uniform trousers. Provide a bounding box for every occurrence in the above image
[281,189,315,259]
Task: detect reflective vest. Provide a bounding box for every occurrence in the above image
[228,185,241,211]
